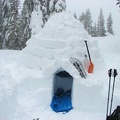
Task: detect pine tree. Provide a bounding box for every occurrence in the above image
[20,0,66,49]
[79,10,93,36]
[79,12,85,25]
[107,13,114,35]
[2,0,10,49]
[92,23,98,37]
[20,0,34,48]
[40,0,66,25]
[0,0,2,48]
[97,8,106,37]
[84,9,92,36]
[39,0,48,25]
[30,0,43,35]
[53,0,66,13]
[5,0,22,50]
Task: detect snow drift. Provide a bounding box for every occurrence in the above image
[1,12,120,120]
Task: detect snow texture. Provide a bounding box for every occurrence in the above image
[0,12,120,120]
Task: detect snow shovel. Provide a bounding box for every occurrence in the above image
[84,40,94,73]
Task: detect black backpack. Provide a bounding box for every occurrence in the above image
[107,106,120,120]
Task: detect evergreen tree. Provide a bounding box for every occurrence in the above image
[1,0,66,49]
[53,0,66,13]
[20,0,66,49]
[84,9,92,36]
[107,13,114,35]
[79,12,85,25]
[20,0,34,48]
[5,0,22,50]
[97,8,106,37]
[39,0,48,25]
[79,9,92,36]
[2,0,10,49]
[0,0,2,48]
[91,23,98,37]
[40,0,66,25]
[30,0,43,35]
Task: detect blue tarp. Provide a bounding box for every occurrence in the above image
[50,89,73,112]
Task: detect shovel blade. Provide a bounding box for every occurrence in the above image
[88,62,94,73]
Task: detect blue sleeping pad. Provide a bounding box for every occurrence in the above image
[50,89,73,112]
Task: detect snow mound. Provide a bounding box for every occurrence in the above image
[21,11,104,72]
[38,11,88,40]
[11,12,107,120]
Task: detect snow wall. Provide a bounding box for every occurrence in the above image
[0,12,106,120]
[0,51,20,120]
[21,11,104,71]
[18,11,105,112]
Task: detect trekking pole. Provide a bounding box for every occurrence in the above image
[109,69,118,115]
[106,69,112,118]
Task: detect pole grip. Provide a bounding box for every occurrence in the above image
[113,69,118,78]
[108,69,112,77]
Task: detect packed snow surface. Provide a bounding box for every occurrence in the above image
[0,12,120,120]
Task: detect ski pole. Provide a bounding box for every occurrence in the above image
[109,69,118,115]
[106,69,112,118]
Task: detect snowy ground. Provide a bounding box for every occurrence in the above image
[0,35,120,120]
[0,12,120,120]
